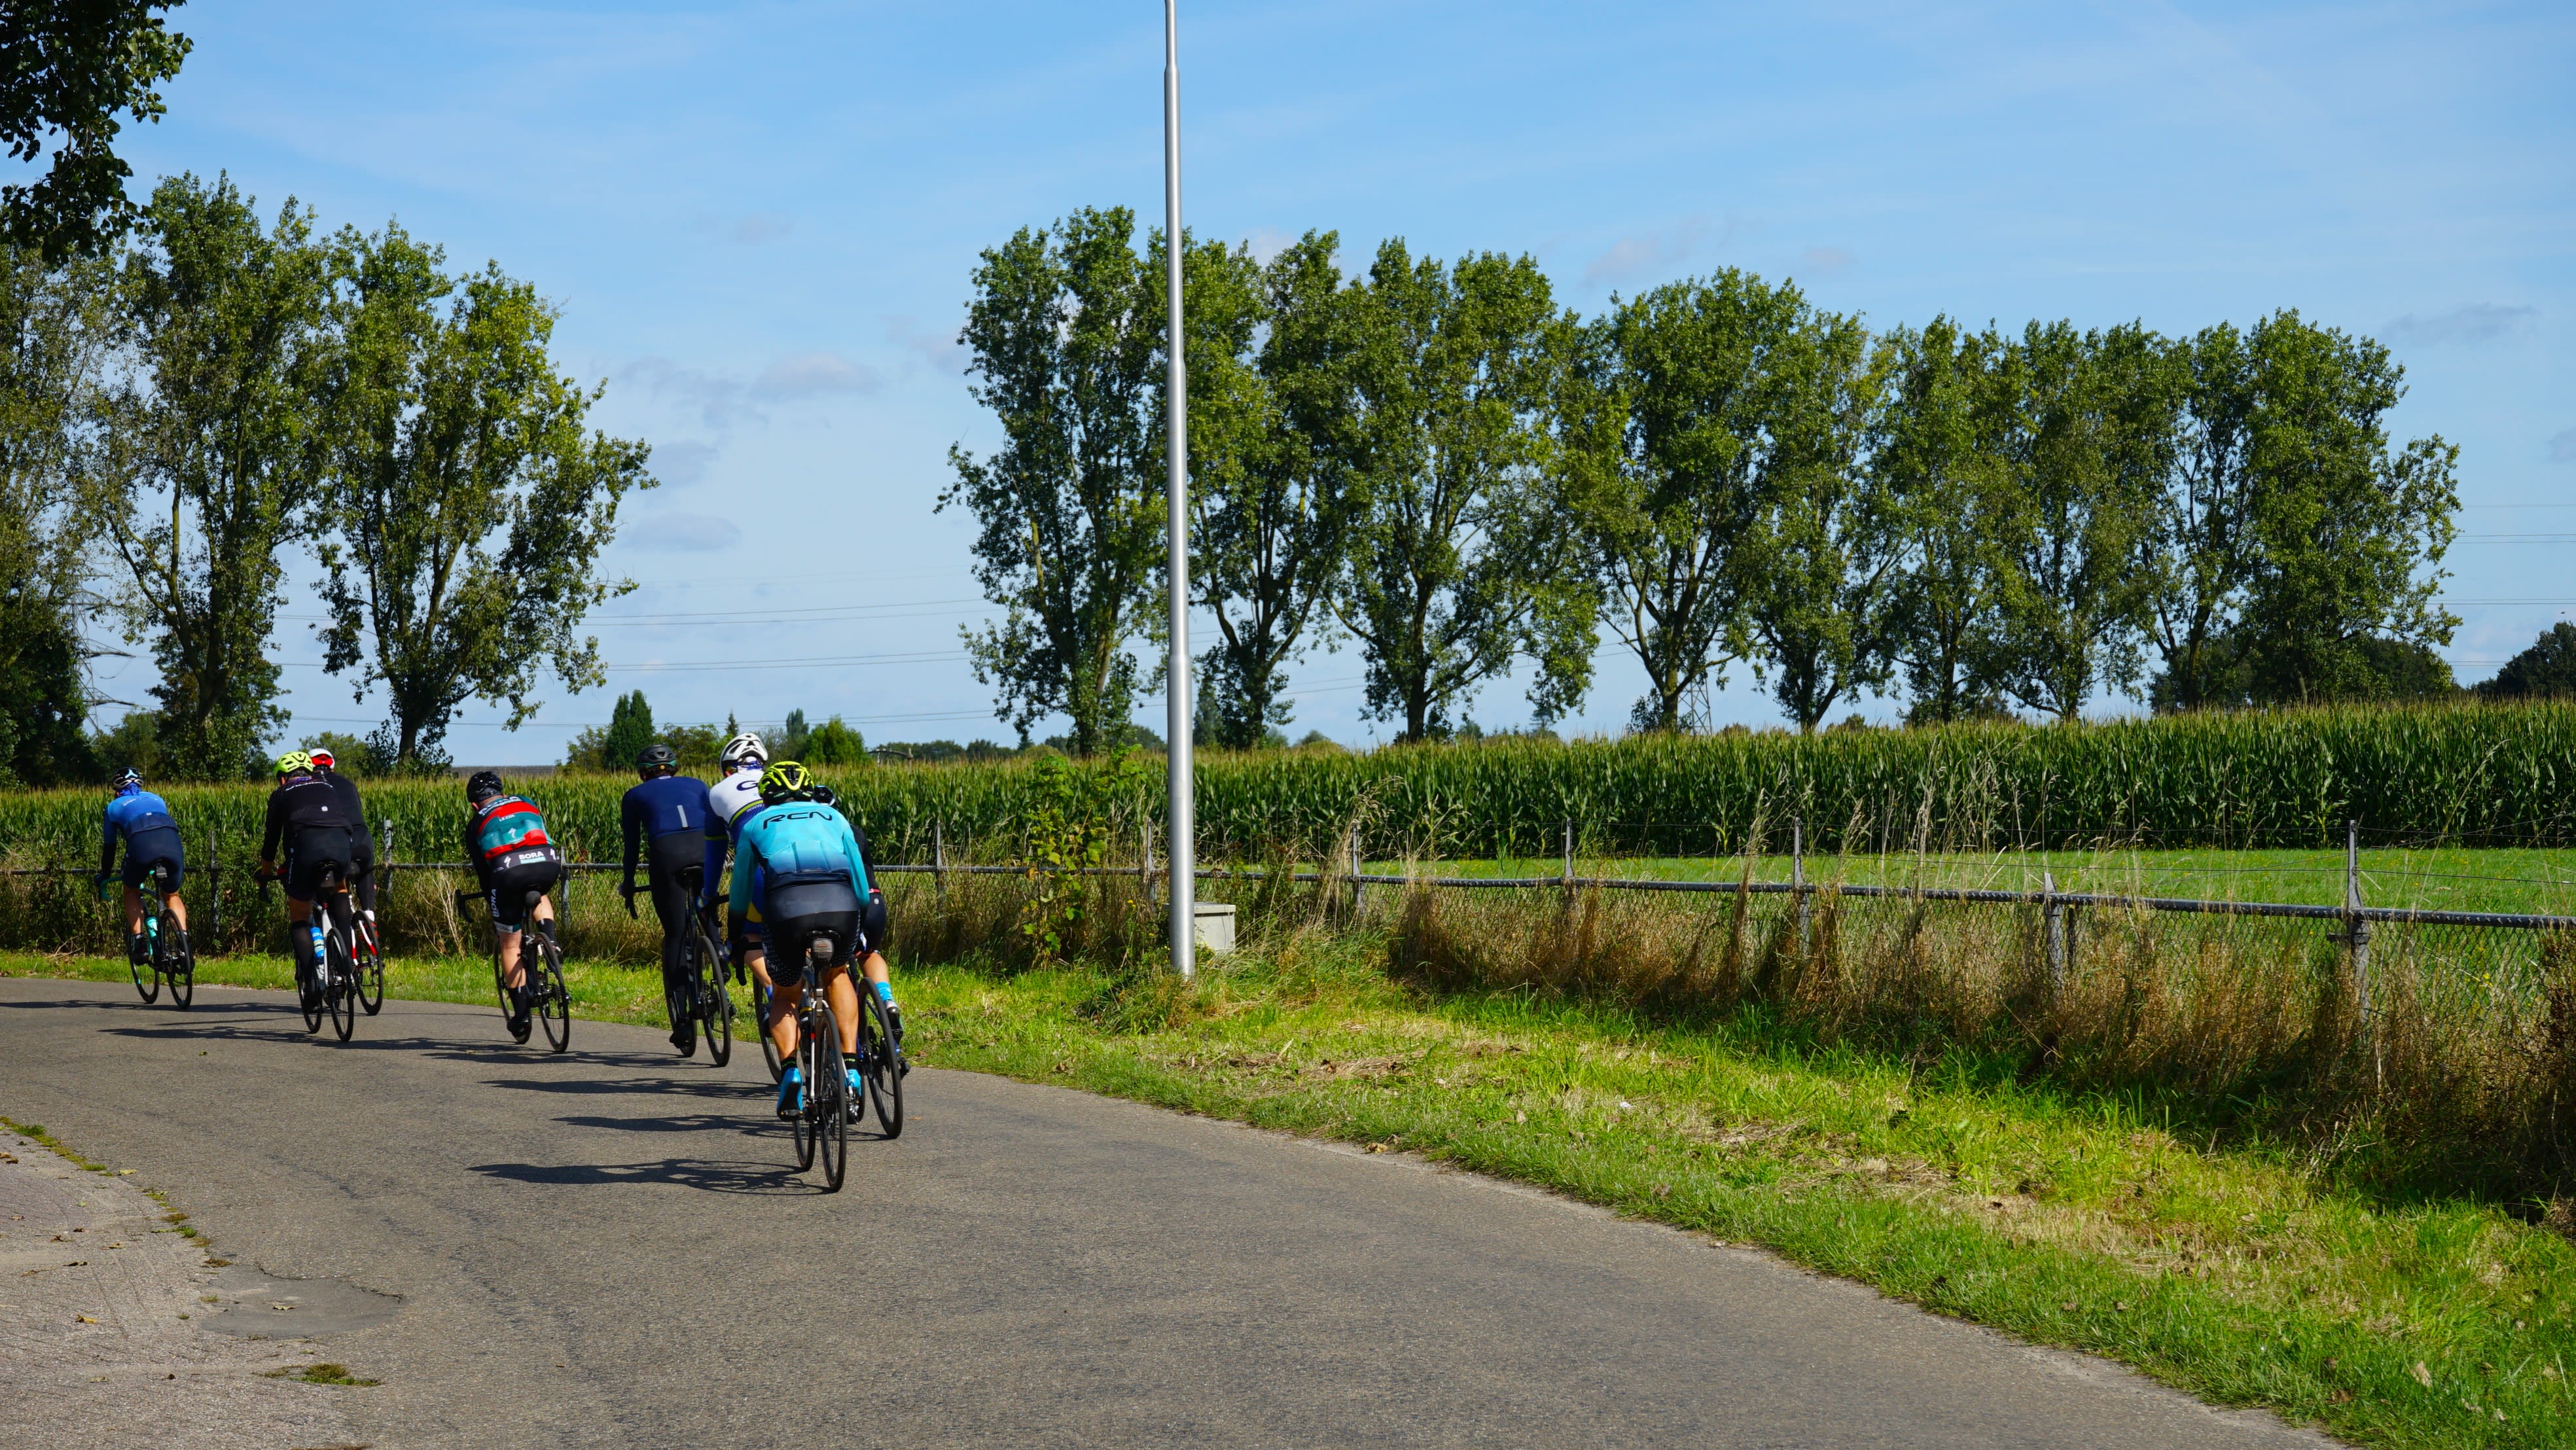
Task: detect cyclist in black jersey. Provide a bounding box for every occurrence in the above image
[621,742,712,1054]
[257,752,360,990]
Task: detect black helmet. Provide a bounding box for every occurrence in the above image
[465,769,505,804]
[636,742,678,776]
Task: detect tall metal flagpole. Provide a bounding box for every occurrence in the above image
[1162,0,1196,979]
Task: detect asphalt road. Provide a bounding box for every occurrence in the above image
[0,978,2334,1449]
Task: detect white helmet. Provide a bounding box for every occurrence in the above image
[719,732,766,771]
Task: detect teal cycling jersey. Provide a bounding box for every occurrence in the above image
[728,798,871,915]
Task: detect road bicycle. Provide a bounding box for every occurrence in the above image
[627,868,733,1068]
[781,929,851,1192]
[101,864,193,1010]
[456,887,571,1053]
[262,864,360,1042]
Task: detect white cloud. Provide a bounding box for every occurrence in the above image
[1798,245,1857,279]
[755,351,884,398]
[885,315,968,375]
[624,512,741,553]
[617,351,881,426]
[2551,426,2576,463]
[1583,215,1711,287]
[647,438,717,487]
[2384,304,2537,347]
[1240,227,1298,265]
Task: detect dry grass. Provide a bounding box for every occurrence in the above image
[1386,870,2576,1199]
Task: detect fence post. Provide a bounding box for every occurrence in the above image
[933,819,948,899]
[1791,816,1808,957]
[206,829,221,955]
[1561,819,1573,893]
[1141,818,1156,908]
[1347,832,1365,919]
[2042,870,2064,996]
[2346,819,2376,1082]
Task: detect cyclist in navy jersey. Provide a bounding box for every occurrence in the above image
[621,742,711,1054]
[97,768,188,968]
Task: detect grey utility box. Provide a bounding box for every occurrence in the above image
[1192,901,1237,955]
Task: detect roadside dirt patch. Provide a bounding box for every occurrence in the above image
[0,1129,376,1449]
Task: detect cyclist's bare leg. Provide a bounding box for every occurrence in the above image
[122,886,145,936]
[759,950,798,1061]
[825,962,860,1055]
[498,895,556,992]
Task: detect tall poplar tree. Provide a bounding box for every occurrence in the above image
[943,208,1163,754]
[1336,241,1586,741]
[1190,231,1361,749]
[311,224,649,769]
[98,173,332,778]
[1562,270,1810,733]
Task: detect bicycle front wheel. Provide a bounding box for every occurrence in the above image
[325,910,357,1042]
[695,935,733,1069]
[129,921,158,1005]
[856,991,903,1140]
[535,934,571,1054]
[812,1007,848,1193]
[791,1017,817,1172]
[160,909,192,1010]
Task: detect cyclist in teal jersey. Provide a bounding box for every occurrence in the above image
[731,760,901,1117]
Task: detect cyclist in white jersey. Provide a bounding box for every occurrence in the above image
[702,733,773,998]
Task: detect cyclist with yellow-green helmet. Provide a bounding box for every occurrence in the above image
[729,759,901,1118]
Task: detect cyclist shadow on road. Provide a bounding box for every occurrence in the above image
[476,1074,762,1100]
[469,1156,821,1196]
[555,1109,901,1144]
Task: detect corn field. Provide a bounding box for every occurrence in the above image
[13,698,2576,875]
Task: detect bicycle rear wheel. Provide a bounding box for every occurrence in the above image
[855,991,903,1139]
[129,922,159,1004]
[160,908,192,1010]
[791,1016,817,1172]
[299,923,325,1034]
[325,903,357,1042]
[812,1006,848,1193]
[535,932,571,1054]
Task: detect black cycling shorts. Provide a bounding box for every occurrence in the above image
[484,853,562,934]
[764,877,862,969]
[283,825,353,903]
[120,828,185,892]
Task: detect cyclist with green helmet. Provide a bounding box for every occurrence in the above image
[730,760,901,1118]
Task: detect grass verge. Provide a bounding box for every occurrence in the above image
[7,940,2571,1447]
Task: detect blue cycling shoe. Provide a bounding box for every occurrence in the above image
[775,1066,804,1119]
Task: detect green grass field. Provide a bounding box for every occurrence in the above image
[7,937,2572,1447]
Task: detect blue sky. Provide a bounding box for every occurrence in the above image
[84,1,2576,760]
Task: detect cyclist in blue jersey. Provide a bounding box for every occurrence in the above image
[730,760,901,1118]
[97,768,188,968]
[620,742,711,1054]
